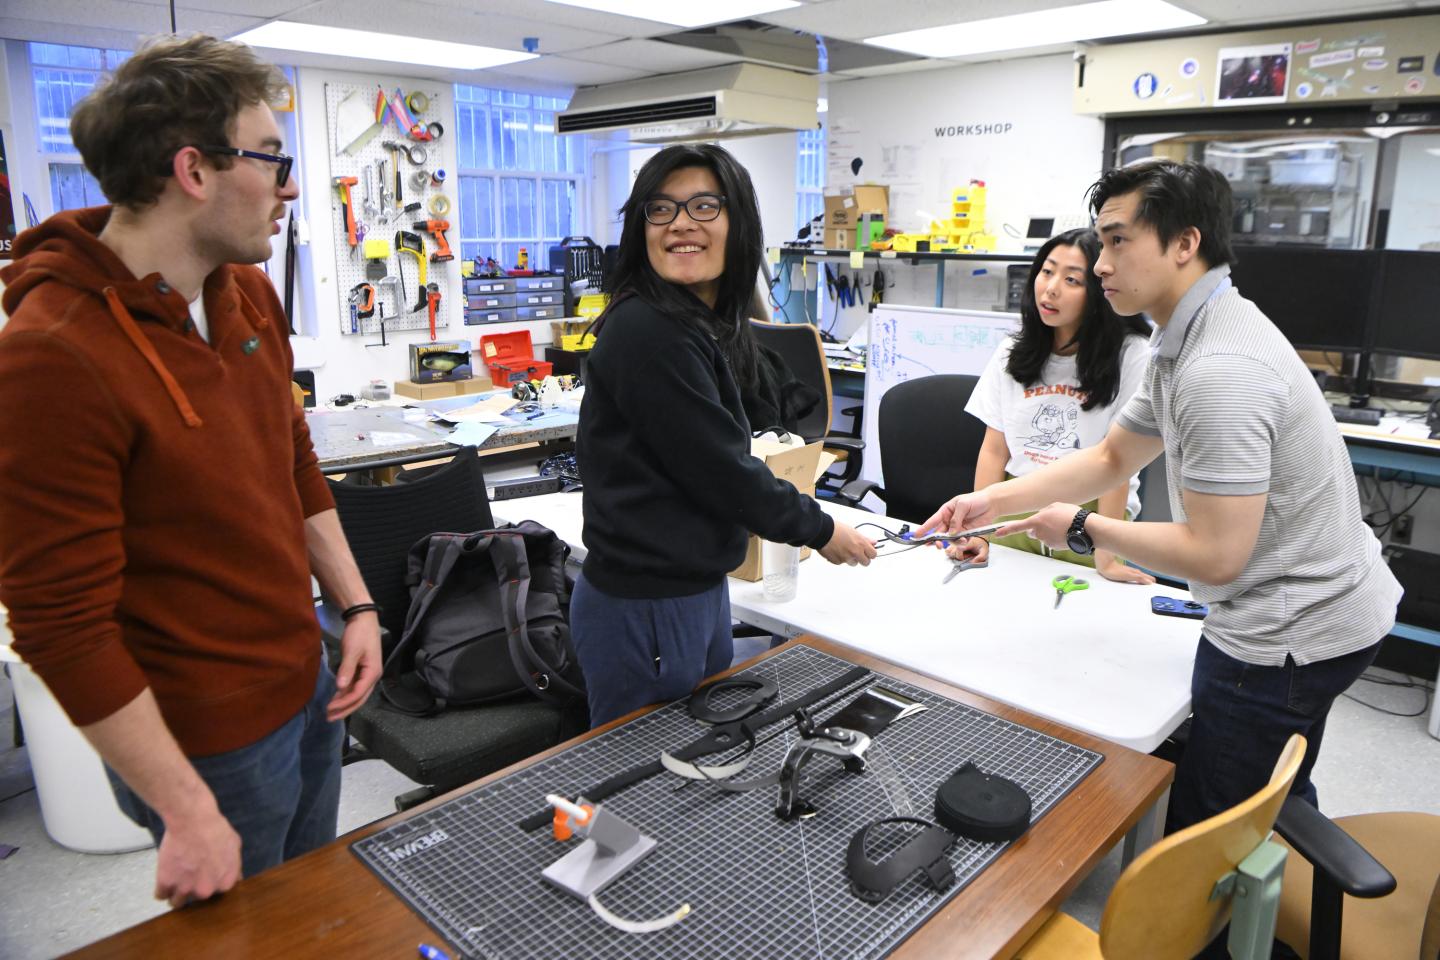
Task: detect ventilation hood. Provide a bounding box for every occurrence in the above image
[556,63,819,142]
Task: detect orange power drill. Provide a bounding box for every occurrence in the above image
[412,219,454,262]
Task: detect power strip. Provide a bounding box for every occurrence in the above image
[487,476,563,501]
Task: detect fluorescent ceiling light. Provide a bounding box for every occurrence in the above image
[231,22,538,71]
[539,0,800,29]
[865,0,1205,58]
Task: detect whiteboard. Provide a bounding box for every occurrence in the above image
[861,304,1019,485]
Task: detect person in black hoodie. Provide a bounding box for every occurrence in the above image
[574,143,876,726]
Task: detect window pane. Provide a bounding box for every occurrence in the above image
[492,107,534,171]
[534,109,558,173]
[458,174,495,242]
[542,179,574,239]
[501,241,540,271]
[500,176,535,239]
[456,102,489,170]
[460,241,498,266]
[49,162,104,213]
[34,67,101,154]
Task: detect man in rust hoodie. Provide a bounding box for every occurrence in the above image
[0,35,382,906]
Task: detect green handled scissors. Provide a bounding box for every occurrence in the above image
[1052,574,1089,608]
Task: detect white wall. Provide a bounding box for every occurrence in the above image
[818,54,1103,331]
[725,132,801,250]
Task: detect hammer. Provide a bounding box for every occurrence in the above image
[333,176,359,250]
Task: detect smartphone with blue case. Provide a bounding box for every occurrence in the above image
[1151,596,1209,619]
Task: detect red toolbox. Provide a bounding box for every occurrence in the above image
[479,330,553,385]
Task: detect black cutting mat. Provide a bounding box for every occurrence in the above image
[352,645,1103,960]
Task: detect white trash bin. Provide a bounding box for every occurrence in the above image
[1,619,153,854]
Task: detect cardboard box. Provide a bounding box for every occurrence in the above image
[409,340,474,383]
[729,438,840,582]
[394,379,459,400]
[454,376,493,395]
[822,184,889,250]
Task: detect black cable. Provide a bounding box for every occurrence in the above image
[168,0,177,31]
[1342,673,1434,716]
[0,785,36,805]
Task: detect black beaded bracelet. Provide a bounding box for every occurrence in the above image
[341,602,381,621]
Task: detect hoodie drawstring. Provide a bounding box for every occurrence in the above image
[102,287,203,428]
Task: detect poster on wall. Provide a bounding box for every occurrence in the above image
[0,128,15,260]
[1214,42,1292,106]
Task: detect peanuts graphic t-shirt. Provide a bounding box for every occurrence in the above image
[965,334,1149,519]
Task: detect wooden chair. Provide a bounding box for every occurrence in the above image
[1014,734,1307,960]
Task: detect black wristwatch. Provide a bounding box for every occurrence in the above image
[1066,508,1094,555]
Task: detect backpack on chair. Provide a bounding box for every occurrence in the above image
[380,520,585,715]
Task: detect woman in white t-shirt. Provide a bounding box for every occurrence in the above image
[956,228,1154,583]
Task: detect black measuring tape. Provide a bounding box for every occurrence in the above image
[518,664,870,832]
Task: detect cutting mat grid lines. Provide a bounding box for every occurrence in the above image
[353,646,1102,960]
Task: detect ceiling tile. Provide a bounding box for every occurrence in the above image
[754,0,1065,43]
[486,55,652,87]
[1179,0,1419,24]
[564,37,744,71]
[2,1,265,45]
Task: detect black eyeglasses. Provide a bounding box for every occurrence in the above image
[642,193,726,226]
[196,145,294,188]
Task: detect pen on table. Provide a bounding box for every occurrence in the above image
[526,411,545,420]
[418,944,452,960]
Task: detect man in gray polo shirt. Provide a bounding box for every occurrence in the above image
[924,159,1401,834]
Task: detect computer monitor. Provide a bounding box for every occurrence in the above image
[1024,217,1056,242]
[1226,245,1378,352]
[1371,250,1440,361]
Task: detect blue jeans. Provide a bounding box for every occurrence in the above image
[570,572,734,728]
[108,658,344,879]
[1165,635,1379,835]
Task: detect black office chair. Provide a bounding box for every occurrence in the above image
[833,374,987,524]
[319,447,576,810]
[749,320,864,494]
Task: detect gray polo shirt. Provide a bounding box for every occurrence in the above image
[1116,265,1401,666]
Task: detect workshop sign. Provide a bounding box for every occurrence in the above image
[935,122,1014,138]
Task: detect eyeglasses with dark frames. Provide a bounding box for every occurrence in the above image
[642,193,726,226]
[195,145,294,188]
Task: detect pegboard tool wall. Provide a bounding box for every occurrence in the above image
[353,645,1103,960]
[324,81,459,338]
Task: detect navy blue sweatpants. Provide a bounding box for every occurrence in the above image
[569,571,734,728]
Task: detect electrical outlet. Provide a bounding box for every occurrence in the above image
[487,475,563,501]
[1392,515,1413,544]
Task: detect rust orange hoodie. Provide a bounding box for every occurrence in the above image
[0,207,335,757]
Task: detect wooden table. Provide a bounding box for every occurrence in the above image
[67,638,1172,960]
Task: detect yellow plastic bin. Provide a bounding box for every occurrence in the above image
[0,611,153,854]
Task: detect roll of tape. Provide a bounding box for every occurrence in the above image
[406,90,430,114]
[428,194,452,217]
[426,121,444,142]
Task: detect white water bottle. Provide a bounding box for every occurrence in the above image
[762,541,800,602]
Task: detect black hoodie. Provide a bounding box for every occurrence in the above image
[577,297,835,598]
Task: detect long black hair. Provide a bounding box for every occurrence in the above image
[1006,227,1151,411]
[593,143,763,388]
